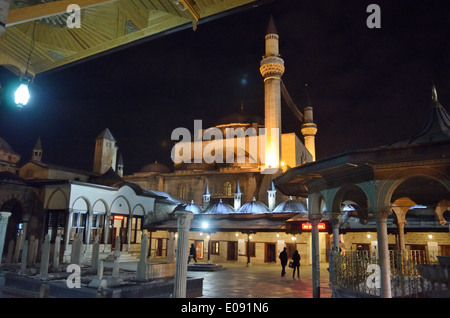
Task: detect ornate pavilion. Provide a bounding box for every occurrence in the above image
[274,86,450,297]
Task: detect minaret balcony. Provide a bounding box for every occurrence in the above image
[260,56,285,78]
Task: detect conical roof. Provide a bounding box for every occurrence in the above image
[386,85,450,147]
[96,128,116,142]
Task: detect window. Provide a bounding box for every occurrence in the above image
[46,210,66,243]
[155,238,164,256]
[70,210,87,241]
[247,242,256,257]
[130,216,142,244]
[211,241,220,255]
[90,213,105,243]
[224,181,232,196]
[177,183,186,199]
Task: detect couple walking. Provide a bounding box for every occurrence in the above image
[279,247,301,279]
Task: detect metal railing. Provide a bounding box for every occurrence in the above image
[330,250,449,298]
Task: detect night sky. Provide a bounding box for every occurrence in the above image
[0,0,449,175]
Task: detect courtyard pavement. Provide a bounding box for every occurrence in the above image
[186,262,332,298]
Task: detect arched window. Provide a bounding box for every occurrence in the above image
[177,183,186,199]
[224,182,232,196]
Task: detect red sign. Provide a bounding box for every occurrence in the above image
[114,215,124,220]
[302,222,326,231]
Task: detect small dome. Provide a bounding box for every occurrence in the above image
[203,199,235,214]
[140,161,171,173]
[273,198,307,213]
[173,200,203,214]
[238,197,270,214]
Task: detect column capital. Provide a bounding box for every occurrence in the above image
[376,209,390,221]
[0,211,12,224]
[175,211,194,230]
[309,215,322,225]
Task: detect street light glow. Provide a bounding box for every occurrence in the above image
[14,82,30,107]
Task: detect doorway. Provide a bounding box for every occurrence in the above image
[111,215,126,250]
[265,243,276,262]
[227,241,237,261]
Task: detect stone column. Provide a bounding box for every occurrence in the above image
[0,212,12,265]
[64,209,74,261]
[376,209,391,298]
[310,216,321,298]
[331,217,340,252]
[173,211,193,298]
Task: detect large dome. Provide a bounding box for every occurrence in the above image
[140,161,171,173]
[214,105,263,127]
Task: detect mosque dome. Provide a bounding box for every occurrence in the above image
[214,104,263,127]
[238,197,270,214]
[203,199,235,214]
[173,200,203,214]
[140,161,171,173]
[273,197,308,213]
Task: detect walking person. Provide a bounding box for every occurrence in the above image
[279,247,288,277]
[292,250,301,279]
[188,243,197,264]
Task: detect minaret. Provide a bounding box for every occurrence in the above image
[260,16,284,171]
[301,84,318,162]
[234,181,242,211]
[267,180,277,211]
[203,183,211,210]
[117,153,124,177]
[32,137,42,162]
[93,128,118,174]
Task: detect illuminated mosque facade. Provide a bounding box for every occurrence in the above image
[0,18,449,278]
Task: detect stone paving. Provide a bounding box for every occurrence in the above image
[187,262,332,298]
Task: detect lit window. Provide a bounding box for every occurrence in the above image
[177,183,186,199]
[224,182,232,196]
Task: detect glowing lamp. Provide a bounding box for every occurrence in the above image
[114,215,124,220]
[14,80,30,107]
[302,222,326,231]
[202,221,208,229]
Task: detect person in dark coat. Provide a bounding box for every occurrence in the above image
[188,243,197,263]
[279,247,288,277]
[292,250,301,279]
